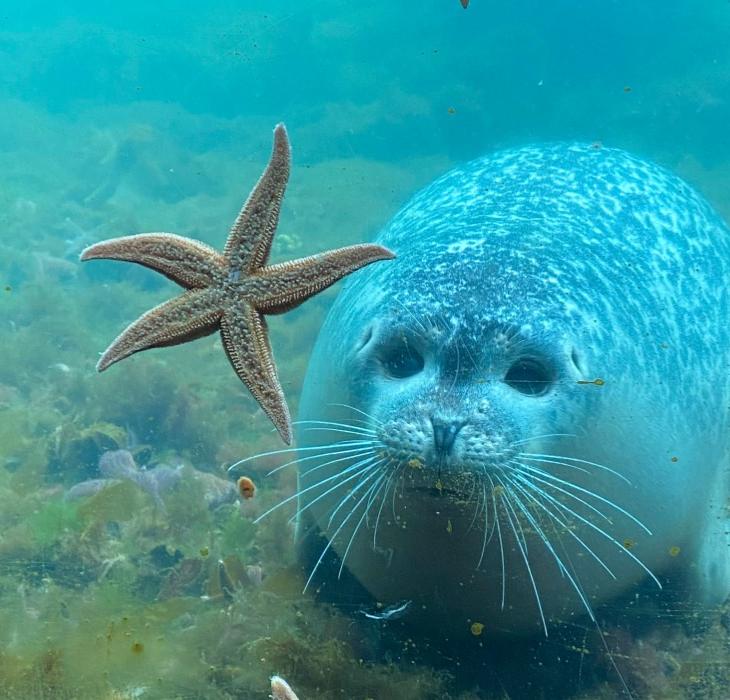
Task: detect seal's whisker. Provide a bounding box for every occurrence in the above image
[514,478,624,582]
[494,475,548,636]
[504,475,574,578]
[466,481,485,535]
[393,298,429,335]
[496,475,530,553]
[294,419,377,437]
[373,462,401,547]
[518,455,590,476]
[391,467,407,522]
[301,426,378,439]
[228,439,370,473]
[503,475,598,623]
[464,470,481,512]
[484,473,507,609]
[365,470,386,513]
[424,312,444,335]
[266,443,376,477]
[304,469,385,593]
[289,459,383,525]
[513,462,651,534]
[447,338,461,394]
[509,474,616,583]
[228,446,303,472]
[338,475,388,578]
[509,433,576,447]
[476,482,492,569]
[296,417,377,430]
[363,464,393,534]
[511,478,635,694]
[255,456,378,524]
[318,415,375,429]
[514,473,661,589]
[509,462,613,525]
[519,452,631,484]
[329,403,384,427]
[460,335,479,373]
[327,457,388,529]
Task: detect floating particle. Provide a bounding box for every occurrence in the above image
[623,538,635,550]
[670,456,678,463]
[470,621,484,636]
[591,141,602,150]
[669,546,681,557]
[131,641,144,654]
[199,546,209,557]
[447,107,456,115]
[446,519,453,534]
[237,476,256,500]
[407,458,423,470]
[623,86,632,93]
[577,377,605,386]
[4,285,10,292]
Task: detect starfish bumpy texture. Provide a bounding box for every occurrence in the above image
[81,124,394,444]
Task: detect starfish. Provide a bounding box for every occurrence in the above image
[81,123,394,445]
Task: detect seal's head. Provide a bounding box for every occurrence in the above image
[294,144,730,637]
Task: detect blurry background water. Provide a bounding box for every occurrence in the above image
[0,1,728,698]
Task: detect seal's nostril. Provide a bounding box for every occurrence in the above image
[431,417,463,455]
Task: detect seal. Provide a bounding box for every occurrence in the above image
[291,143,730,638]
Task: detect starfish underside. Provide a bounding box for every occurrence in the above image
[81,124,394,444]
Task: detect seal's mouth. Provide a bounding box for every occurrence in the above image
[401,464,478,502]
[405,484,464,499]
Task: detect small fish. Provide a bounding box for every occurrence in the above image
[360,599,412,621]
[237,475,256,500]
[460,0,469,8]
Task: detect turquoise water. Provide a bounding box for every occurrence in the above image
[1,1,729,698]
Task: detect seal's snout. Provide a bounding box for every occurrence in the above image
[430,416,464,457]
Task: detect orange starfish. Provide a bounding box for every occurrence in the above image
[81,124,394,445]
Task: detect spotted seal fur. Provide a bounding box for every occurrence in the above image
[291,143,730,638]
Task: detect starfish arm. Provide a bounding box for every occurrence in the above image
[253,243,396,314]
[224,123,290,274]
[96,288,222,371]
[220,304,292,444]
[81,233,225,289]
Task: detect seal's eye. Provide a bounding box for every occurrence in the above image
[380,341,424,379]
[505,358,552,396]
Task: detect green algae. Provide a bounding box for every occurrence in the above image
[77,479,150,524]
[27,499,82,548]
[50,421,127,483]
[0,378,481,700]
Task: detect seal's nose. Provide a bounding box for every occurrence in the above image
[431,417,463,456]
